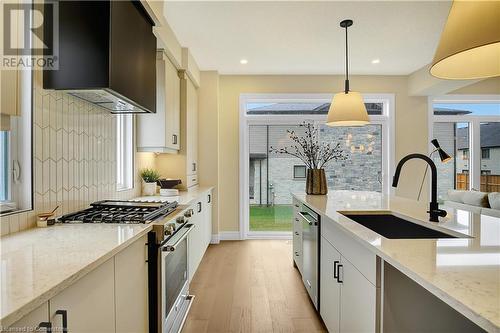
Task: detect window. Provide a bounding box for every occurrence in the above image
[481,148,490,159]
[462,149,469,160]
[116,114,134,191]
[293,165,307,179]
[242,93,393,237]
[431,97,500,197]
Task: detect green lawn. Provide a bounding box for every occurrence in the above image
[249,205,293,231]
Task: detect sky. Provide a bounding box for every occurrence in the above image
[435,103,500,116]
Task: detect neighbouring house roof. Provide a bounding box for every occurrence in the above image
[457,122,500,150]
[433,107,472,116]
[247,102,383,115]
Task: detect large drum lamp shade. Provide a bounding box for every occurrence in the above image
[430,0,500,79]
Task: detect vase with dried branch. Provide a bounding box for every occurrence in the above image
[269,121,347,195]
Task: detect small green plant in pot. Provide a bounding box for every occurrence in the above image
[140,168,161,196]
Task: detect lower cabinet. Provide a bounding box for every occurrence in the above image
[115,234,149,332]
[8,303,50,332]
[50,258,116,333]
[320,235,378,333]
[188,189,213,282]
[320,237,341,333]
[292,198,303,274]
[7,235,148,333]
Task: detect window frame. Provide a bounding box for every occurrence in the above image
[481,148,490,160]
[293,165,307,180]
[116,114,135,191]
[239,93,395,240]
[428,95,500,192]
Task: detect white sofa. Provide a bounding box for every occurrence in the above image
[444,190,500,218]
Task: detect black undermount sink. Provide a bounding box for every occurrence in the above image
[342,213,457,239]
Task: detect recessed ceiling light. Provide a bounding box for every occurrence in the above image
[371,58,380,64]
[240,59,248,65]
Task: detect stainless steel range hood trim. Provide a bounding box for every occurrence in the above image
[64,88,155,114]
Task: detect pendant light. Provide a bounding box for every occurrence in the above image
[430,0,500,79]
[326,19,369,127]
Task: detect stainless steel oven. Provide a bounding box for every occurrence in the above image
[160,222,196,333]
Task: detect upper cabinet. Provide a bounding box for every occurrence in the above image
[137,51,181,153]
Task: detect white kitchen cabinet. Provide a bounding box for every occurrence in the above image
[292,198,303,274]
[115,235,149,333]
[184,75,198,178]
[188,201,203,281]
[204,190,213,247]
[7,302,50,332]
[155,73,199,189]
[188,190,212,281]
[49,258,115,333]
[340,258,377,333]
[320,236,341,333]
[137,50,180,153]
[320,230,379,333]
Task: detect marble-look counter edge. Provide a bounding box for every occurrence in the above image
[292,193,499,333]
[0,225,152,327]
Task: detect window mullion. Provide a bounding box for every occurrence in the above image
[471,121,481,190]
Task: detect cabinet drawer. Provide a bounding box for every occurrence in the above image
[187,174,198,188]
[293,233,303,274]
[321,216,378,286]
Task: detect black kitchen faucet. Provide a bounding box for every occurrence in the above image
[392,153,447,222]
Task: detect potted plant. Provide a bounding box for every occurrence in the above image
[269,121,347,195]
[140,168,161,196]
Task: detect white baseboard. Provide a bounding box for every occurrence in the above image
[210,234,220,244]
[218,231,241,241]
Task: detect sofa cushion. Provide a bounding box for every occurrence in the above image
[447,190,466,203]
[462,191,490,208]
[488,192,500,210]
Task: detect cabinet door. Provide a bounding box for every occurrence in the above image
[165,57,180,150]
[115,235,149,333]
[8,302,50,332]
[320,236,341,333]
[205,191,213,247]
[50,258,115,333]
[340,258,377,333]
[188,204,203,281]
[186,78,198,176]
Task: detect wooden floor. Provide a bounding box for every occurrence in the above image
[182,240,326,333]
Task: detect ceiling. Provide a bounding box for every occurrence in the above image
[164,1,452,75]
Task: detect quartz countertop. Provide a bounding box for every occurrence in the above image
[292,191,500,332]
[0,223,152,327]
[132,186,214,207]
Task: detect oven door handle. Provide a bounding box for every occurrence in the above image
[162,224,195,252]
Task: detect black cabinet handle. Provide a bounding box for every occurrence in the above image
[197,202,202,213]
[55,310,68,332]
[38,321,52,332]
[192,163,196,172]
[207,194,211,203]
[294,231,299,236]
[336,264,343,283]
[172,134,178,145]
[333,260,339,279]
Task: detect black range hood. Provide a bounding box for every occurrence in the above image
[44,0,156,114]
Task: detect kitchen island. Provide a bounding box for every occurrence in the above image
[292,191,499,333]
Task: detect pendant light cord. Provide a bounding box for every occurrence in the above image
[344,24,349,94]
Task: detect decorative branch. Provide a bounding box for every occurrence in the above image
[269,121,347,169]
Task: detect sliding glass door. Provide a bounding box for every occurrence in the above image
[241,95,393,237]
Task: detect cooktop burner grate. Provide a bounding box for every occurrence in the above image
[58,200,178,224]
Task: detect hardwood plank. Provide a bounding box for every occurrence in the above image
[182,240,325,333]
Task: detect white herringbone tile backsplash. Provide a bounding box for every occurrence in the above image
[0,71,155,236]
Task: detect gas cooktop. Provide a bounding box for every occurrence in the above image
[58,200,178,224]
